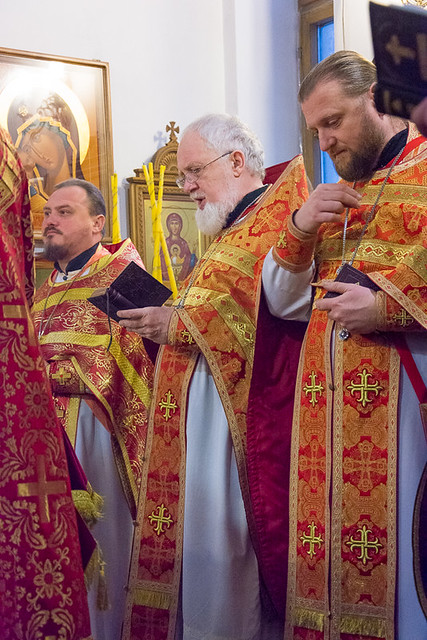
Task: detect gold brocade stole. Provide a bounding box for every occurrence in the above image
[123,155,311,639]
[285,310,399,640]
[122,342,196,639]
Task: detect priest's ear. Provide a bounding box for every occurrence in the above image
[230,150,245,177]
[368,82,384,109]
[93,214,106,236]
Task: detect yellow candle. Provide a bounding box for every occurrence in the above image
[141,164,178,298]
[111,173,121,243]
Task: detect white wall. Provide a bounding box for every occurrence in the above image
[2,0,299,234]
[334,0,407,60]
[232,0,301,166]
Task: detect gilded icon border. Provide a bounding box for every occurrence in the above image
[0,46,114,243]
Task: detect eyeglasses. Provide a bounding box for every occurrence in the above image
[176,151,232,189]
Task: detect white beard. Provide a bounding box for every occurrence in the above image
[195,195,240,236]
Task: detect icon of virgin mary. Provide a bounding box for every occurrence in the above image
[11,93,86,229]
[161,212,196,285]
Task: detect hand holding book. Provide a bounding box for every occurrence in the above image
[88,261,172,324]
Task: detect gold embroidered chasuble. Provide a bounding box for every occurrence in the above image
[0,127,92,638]
[274,125,427,640]
[33,239,153,516]
[122,156,309,640]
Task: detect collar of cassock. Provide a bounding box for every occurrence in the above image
[375,126,408,170]
[224,184,269,229]
[54,242,100,280]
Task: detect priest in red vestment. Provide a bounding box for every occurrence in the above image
[263,51,427,640]
[118,114,307,640]
[0,128,92,638]
[33,179,154,640]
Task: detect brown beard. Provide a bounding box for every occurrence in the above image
[43,243,68,263]
[332,116,387,182]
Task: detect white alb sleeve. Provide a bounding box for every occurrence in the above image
[262,247,314,322]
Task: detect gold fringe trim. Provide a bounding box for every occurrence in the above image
[72,485,104,528]
[84,543,99,590]
[340,614,386,637]
[293,606,324,631]
[84,543,110,611]
[132,588,171,610]
[97,552,109,611]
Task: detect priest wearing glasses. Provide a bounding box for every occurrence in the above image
[118,113,308,640]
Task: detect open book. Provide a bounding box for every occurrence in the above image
[370,1,427,119]
[88,261,172,323]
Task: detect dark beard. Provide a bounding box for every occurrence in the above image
[333,122,386,182]
[334,147,379,181]
[43,243,68,263]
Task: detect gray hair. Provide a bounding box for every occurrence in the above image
[298,50,377,103]
[53,178,106,218]
[183,113,265,180]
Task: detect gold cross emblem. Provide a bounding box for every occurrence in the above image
[303,371,324,407]
[346,524,383,565]
[51,367,72,385]
[347,368,382,407]
[301,521,324,558]
[17,455,67,523]
[343,440,387,492]
[385,34,416,65]
[166,121,180,142]
[277,230,287,249]
[181,330,195,344]
[158,390,178,421]
[148,503,173,535]
[392,308,413,327]
[299,439,326,490]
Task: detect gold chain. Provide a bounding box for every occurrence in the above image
[339,145,405,271]
[37,247,103,338]
[38,277,78,338]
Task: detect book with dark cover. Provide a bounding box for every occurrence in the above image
[323,263,380,299]
[88,261,172,323]
[370,1,427,119]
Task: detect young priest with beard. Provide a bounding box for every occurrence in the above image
[262,51,427,640]
[33,178,154,640]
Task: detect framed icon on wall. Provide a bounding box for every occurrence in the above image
[0,46,114,243]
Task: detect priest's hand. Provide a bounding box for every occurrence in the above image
[314,280,377,335]
[293,184,362,234]
[117,305,174,344]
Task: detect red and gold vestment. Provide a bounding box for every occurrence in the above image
[33,239,154,516]
[274,124,427,640]
[0,127,92,638]
[123,156,309,640]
